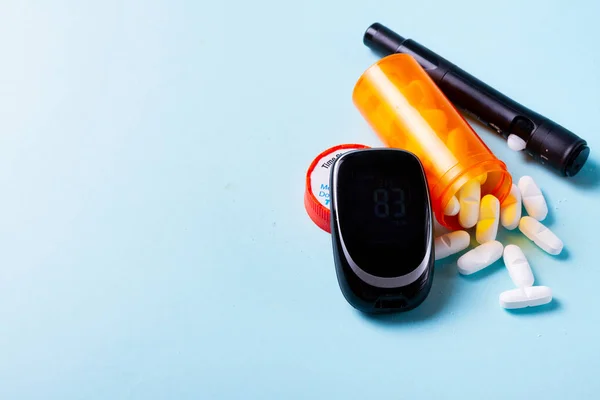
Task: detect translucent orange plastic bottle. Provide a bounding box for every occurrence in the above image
[353,54,512,229]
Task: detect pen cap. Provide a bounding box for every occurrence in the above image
[352,54,512,229]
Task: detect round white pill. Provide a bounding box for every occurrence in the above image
[434,230,470,260]
[518,176,548,221]
[457,240,504,275]
[458,179,480,229]
[476,195,500,244]
[443,195,460,216]
[500,184,522,230]
[518,216,563,255]
[499,286,552,309]
[503,244,534,288]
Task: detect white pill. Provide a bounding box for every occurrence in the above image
[476,195,500,244]
[519,216,563,255]
[458,179,480,229]
[457,240,504,275]
[503,244,534,287]
[499,286,552,309]
[500,184,522,230]
[477,173,488,185]
[434,230,470,260]
[443,196,460,216]
[507,134,527,151]
[518,176,548,221]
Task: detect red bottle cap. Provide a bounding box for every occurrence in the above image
[304,144,369,232]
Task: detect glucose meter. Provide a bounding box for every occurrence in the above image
[330,148,434,313]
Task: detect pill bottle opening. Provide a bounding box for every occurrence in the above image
[436,161,512,230]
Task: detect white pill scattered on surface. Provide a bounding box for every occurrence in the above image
[499,286,552,309]
[507,134,527,151]
[458,179,481,229]
[443,196,460,216]
[503,244,534,288]
[519,216,563,255]
[518,176,548,221]
[500,184,522,230]
[457,240,504,275]
[476,195,500,244]
[434,230,470,260]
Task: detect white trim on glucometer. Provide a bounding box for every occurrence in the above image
[332,151,433,289]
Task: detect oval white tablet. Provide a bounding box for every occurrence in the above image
[518,216,563,255]
[457,240,504,275]
[499,286,552,309]
[443,195,460,216]
[476,195,500,244]
[503,244,534,287]
[500,184,522,230]
[434,230,470,260]
[458,179,480,229]
[518,176,548,221]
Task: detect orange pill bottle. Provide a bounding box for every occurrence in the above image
[353,54,512,229]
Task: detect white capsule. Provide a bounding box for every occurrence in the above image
[476,195,500,244]
[519,216,563,255]
[499,286,552,309]
[518,176,548,221]
[507,134,527,151]
[458,179,480,229]
[500,184,522,230]
[434,230,470,260]
[503,244,534,288]
[443,196,460,216]
[457,240,504,275]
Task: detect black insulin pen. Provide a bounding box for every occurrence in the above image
[363,22,590,177]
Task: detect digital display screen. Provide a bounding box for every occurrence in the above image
[334,150,430,277]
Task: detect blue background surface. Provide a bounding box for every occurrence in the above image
[1,1,599,398]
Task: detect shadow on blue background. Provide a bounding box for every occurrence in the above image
[568,158,600,189]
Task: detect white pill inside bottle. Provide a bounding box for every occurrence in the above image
[458,179,480,229]
[476,195,500,244]
[443,196,460,216]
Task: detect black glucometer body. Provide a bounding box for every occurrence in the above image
[330,148,434,313]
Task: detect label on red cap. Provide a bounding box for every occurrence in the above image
[305,144,369,232]
[310,148,353,207]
